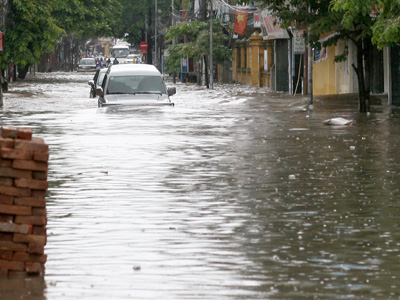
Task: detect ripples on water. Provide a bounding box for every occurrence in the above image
[0,72,400,299]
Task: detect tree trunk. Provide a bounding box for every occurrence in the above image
[352,38,370,113]
[204,56,209,88]
[18,65,29,79]
[363,37,372,112]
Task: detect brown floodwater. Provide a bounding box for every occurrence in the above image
[0,72,400,299]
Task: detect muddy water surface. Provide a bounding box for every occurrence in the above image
[0,72,400,299]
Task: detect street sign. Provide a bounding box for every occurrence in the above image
[139,41,148,54]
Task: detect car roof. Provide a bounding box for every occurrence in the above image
[107,64,161,76]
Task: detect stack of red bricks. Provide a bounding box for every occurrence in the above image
[0,127,48,277]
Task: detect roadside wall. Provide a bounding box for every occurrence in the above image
[0,127,48,277]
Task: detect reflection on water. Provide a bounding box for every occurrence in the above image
[1,72,400,299]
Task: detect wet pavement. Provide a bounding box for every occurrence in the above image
[1,71,400,299]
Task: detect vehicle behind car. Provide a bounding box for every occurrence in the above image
[110,44,130,64]
[88,68,107,98]
[125,54,141,64]
[78,58,97,72]
[96,64,176,107]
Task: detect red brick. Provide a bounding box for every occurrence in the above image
[0,186,31,197]
[13,234,46,245]
[28,244,45,254]
[12,160,48,172]
[0,268,8,276]
[0,215,13,222]
[0,204,32,215]
[0,259,25,271]
[0,159,12,167]
[0,222,32,234]
[0,167,32,179]
[25,262,43,274]
[15,216,47,226]
[8,270,28,277]
[0,177,13,187]
[0,251,13,260]
[0,148,33,160]
[33,171,47,181]
[0,233,13,241]
[14,197,46,208]
[17,128,33,140]
[0,137,15,148]
[33,152,49,162]
[0,241,27,252]
[1,128,17,139]
[31,190,46,198]
[32,208,46,216]
[13,252,47,263]
[14,178,48,190]
[0,195,14,205]
[14,139,48,152]
[32,226,46,236]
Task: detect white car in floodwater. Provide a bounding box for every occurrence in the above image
[96,64,176,107]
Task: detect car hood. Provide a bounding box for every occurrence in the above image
[103,93,174,106]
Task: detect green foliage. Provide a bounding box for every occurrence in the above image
[165,19,232,69]
[52,0,120,39]
[164,44,183,74]
[2,0,64,67]
[371,0,400,48]
[331,0,376,38]
[1,0,122,68]
[115,0,172,47]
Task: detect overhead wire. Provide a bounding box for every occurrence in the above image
[211,0,258,15]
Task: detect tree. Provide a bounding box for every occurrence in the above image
[165,19,232,87]
[240,0,377,113]
[114,0,172,64]
[52,0,121,70]
[330,0,378,113]
[371,0,400,48]
[2,0,63,70]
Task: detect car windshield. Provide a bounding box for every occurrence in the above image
[80,59,95,65]
[106,75,165,95]
[111,49,130,58]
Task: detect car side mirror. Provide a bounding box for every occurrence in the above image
[88,79,94,86]
[96,87,104,97]
[167,87,176,96]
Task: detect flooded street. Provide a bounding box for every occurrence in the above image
[1,71,400,299]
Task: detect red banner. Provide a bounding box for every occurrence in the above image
[234,11,248,35]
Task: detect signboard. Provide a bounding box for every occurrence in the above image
[139,41,148,54]
[314,47,328,63]
[293,30,305,54]
[260,9,289,40]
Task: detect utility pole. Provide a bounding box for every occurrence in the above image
[209,0,213,89]
[155,0,158,69]
[171,0,177,83]
[307,33,313,105]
